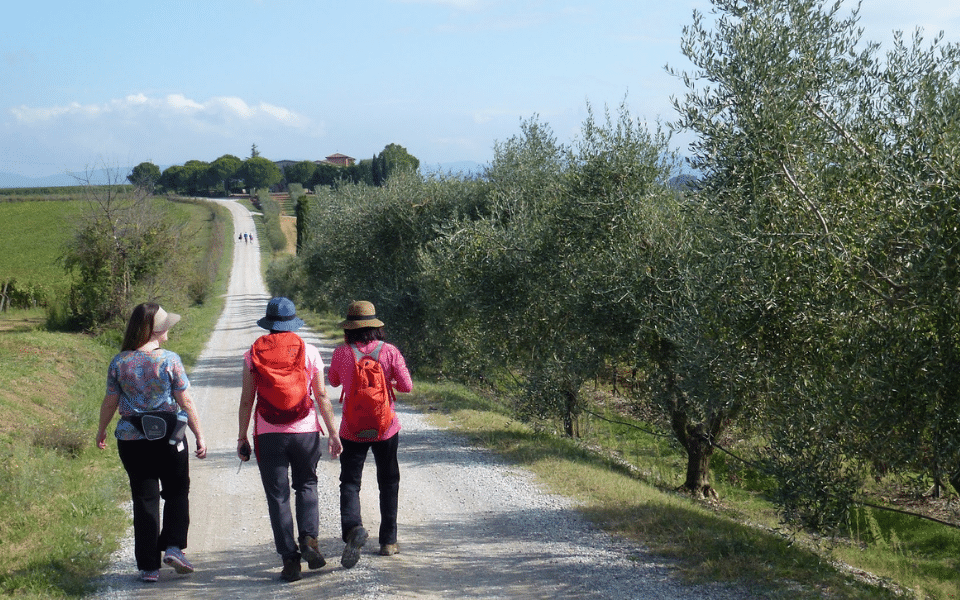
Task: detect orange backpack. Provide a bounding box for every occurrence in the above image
[341,342,395,440]
[250,332,310,424]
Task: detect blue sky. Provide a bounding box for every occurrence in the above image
[2,0,959,177]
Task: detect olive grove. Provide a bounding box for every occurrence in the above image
[671,0,960,527]
[267,0,960,532]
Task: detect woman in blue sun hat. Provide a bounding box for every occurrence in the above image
[237,297,342,582]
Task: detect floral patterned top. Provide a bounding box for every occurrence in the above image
[106,349,189,441]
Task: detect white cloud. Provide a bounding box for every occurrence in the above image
[3,93,326,173]
[473,107,517,124]
[10,93,312,129]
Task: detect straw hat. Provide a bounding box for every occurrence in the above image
[153,306,181,333]
[338,300,385,329]
[257,297,305,331]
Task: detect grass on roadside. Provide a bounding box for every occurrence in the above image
[0,328,127,598]
[0,200,85,292]
[400,380,936,600]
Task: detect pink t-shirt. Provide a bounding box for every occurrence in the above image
[244,340,326,435]
[328,340,412,442]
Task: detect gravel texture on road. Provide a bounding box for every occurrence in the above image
[91,199,757,599]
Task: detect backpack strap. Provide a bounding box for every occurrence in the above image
[351,341,384,362]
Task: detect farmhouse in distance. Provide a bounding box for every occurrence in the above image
[273,153,356,172]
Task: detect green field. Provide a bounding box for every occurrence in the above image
[0,200,85,288]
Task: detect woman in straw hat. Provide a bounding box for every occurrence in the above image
[96,303,207,583]
[237,297,342,582]
[328,300,412,568]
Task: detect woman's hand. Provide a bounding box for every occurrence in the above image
[238,438,252,461]
[328,435,343,459]
[96,430,108,450]
[195,438,207,459]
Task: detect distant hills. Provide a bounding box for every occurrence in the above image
[0,171,91,189]
[421,161,486,176]
[0,167,144,189]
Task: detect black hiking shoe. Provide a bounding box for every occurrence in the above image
[280,556,301,582]
[341,526,368,569]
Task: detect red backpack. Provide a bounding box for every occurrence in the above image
[341,342,395,440]
[250,332,311,424]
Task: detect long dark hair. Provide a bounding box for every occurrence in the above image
[121,303,159,351]
[344,326,384,345]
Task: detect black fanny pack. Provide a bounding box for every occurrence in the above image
[123,411,188,444]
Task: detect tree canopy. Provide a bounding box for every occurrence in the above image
[241,156,282,192]
[127,162,160,192]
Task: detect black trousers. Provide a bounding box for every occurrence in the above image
[117,438,191,571]
[339,433,400,545]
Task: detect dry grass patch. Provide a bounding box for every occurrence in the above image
[280,215,297,255]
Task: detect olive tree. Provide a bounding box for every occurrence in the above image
[671,0,960,525]
[288,171,487,369]
[851,35,960,498]
[420,109,681,438]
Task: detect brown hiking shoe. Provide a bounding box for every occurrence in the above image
[280,556,301,582]
[299,535,326,570]
[378,543,399,556]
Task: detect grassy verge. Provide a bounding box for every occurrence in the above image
[0,328,128,598]
[0,196,233,598]
[0,200,86,300]
[394,381,911,599]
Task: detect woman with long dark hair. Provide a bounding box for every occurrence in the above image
[96,303,207,583]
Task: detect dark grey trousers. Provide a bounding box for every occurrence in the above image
[255,432,322,560]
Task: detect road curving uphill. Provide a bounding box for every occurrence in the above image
[91,198,753,600]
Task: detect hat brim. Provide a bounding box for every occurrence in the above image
[257,316,304,331]
[154,308,181,332]
[338,318,385,330]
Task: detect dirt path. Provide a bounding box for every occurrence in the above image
[92,199,752,600]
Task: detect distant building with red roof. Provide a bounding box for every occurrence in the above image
[321,153,355,167]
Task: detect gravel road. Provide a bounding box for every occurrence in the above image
[91,198,756,599]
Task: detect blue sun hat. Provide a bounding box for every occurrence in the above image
[257,297,304,332]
